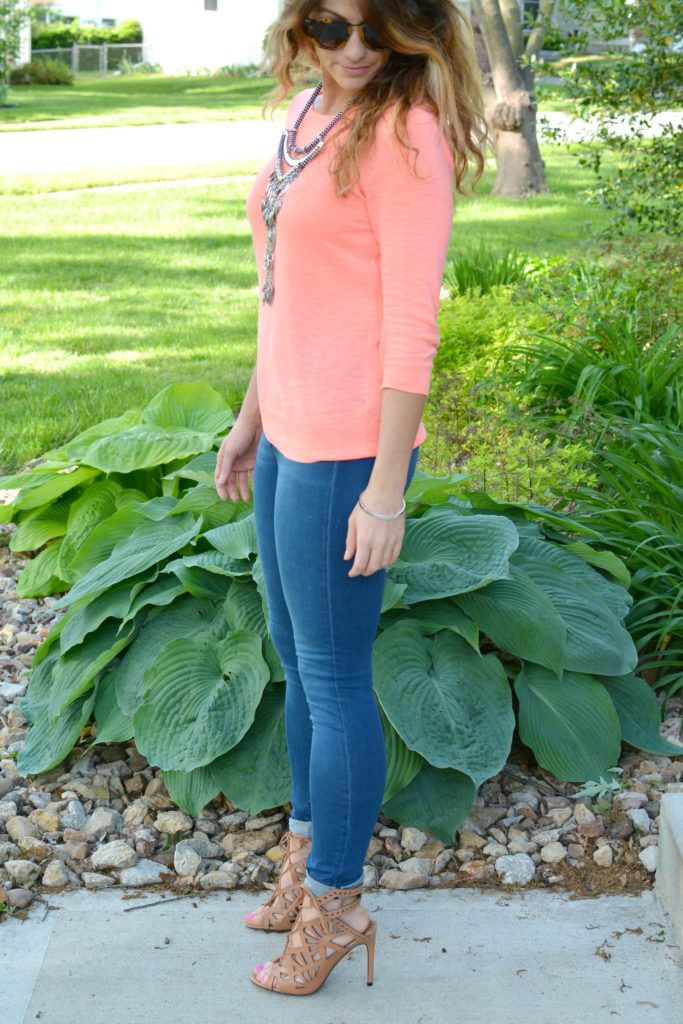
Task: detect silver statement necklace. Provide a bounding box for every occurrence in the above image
[260,81,358,304]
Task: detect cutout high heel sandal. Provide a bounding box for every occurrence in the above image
[249,882,377,995]
[244,830,312,932]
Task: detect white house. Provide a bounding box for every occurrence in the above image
[137,0,282,74]
[30,0,282,73]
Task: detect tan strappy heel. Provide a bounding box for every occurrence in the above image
[249,881,377,995]
[244,830,312,932]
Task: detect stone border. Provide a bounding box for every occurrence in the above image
[656,793,683,950]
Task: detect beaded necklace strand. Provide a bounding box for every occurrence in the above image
[260,81,358,304]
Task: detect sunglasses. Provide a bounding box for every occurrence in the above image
[303,17,390,52]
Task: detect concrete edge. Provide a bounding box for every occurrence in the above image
[655,792,683,951]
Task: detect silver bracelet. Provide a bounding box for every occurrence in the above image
[357,494,406,520]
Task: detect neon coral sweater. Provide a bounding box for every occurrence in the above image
[246,87,455,462]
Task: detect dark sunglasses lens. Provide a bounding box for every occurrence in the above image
[305,18,350,49]
[361,24,388,51]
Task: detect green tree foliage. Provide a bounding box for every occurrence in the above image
[31,17,142,50]
[555,0,683,233]
[0,0,27,104]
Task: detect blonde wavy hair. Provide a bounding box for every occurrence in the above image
[261,0,487,198]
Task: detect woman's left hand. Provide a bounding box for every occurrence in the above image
[344,489,406,577]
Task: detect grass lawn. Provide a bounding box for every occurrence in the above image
[0,73,286,130]
[0,139,623,476]
[0,70,583,132]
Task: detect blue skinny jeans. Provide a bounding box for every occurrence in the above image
[252,430,420,897]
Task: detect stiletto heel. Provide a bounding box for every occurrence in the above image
[249,881,377,995]
[365,921,376,985]
[244,830,312,932]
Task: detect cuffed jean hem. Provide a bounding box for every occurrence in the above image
[288,816,313,838]
[304,870,365,897]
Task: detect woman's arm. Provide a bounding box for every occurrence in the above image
[344,388,425,577]
[362,388,426,511]
[237,364,262,429]
[344,107,454,576]
[214,365,262,503]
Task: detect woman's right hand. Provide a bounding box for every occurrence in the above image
[214,418,263,503]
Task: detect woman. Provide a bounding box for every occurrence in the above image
[213,0,486,996]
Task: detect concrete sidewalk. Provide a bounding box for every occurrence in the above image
[2,885,682,1024]
[1,110,681,179]
[0,119,286,177]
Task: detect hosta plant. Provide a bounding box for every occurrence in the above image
[2,382,681,845]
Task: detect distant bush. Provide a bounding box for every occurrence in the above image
[116,59,162,76]
[443,241,546,297]
[9,58,74,86]
[32,18,142,50]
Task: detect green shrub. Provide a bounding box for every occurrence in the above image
[32,18,142,49]
[9,58,74,86]
[506,247,683,697]
[421,285,595,503]
[443,241,546,297]
[3,382,677,839]
[116,59,162,76]
[509,248,683,428]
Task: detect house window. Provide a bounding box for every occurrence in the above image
[205,0,218,10]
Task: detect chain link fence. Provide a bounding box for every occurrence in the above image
[31,43,145,75]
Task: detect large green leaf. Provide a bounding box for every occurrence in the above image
[382,761,477,844]
[379,597,479,651]
[163,550,253,577]
[599,672,683,757]
[17,647,62,724]
[512,555,637,676]
[455,564,567,675]
[163,564,228,602]
[513,535,632,620]
[60,426,218,475]
[203,513,258,558]
[379,704,423,803]
[222,577,284,680]
[404,470,472,505]
[380,578,408,613]
[59,578,142,653]
[9,494,71,552]
[373,621,515,786]
[210,682,291,816]
[172,483,242,531]
[54,480,131,580]
[57,500,148,583]
[133,629,270,772]
[51,512,202,610]
[162,765,222,820]
[562,541,631,589]
[9,466,99,511]
[16,686,97,776]
[142,381,233,435]
[16,537,70,598]
[514,663,623,782]
[387,506,518,603]
[89,670,134,746]
[163,450,217,486]
[40,409,143,462]
[49,617,137,717]
[109,596,221,716]
[119,573,187,628]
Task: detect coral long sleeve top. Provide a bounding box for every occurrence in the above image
[246,87,455,462]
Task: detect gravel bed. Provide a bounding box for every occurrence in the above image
[2,508,683,920]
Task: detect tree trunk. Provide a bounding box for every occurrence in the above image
[472,0,552,198]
